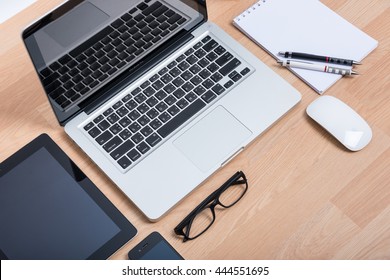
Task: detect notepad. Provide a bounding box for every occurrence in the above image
[233,0,378,93]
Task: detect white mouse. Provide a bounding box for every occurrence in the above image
[306,96,372,151]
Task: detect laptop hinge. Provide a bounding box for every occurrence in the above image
[84,33,195,115]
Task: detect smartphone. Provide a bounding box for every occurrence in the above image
[128,232,184,260]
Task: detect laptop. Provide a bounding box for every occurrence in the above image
[22,0,301,220]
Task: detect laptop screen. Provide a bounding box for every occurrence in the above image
[23,0,207,124]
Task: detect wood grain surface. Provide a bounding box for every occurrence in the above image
[0,0,389,259]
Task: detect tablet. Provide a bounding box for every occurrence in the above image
[0,134,137,260]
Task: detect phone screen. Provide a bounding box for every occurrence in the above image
[128,232,183,260]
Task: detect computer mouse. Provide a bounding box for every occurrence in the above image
[306,96,372,151]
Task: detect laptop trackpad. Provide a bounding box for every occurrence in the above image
[173,106,252,172]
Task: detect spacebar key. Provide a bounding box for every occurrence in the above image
[158,99,206,138]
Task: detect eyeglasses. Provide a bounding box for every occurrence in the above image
[174,171,248,242]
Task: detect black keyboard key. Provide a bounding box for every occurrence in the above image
[138,115,150,126]
[129,122,141,133]
[219,58,241,76]
[177,17,186,25]
[202,35,211,43]
[119,116,132,127]
[164,95,176,106]
[176,98,189,109]
[96,130,113,145]
[232,73,242,82]
[93,115,104,123]
[146,108,159,119]
[55,95,67,105]
[117,107,129,117]
[214,46,226,55]
[208,63,219,73]
[98,120,110,131]
[107,113,120,124]
[110,123,123,134]
[211,84,225,95]
[168,105,180,116]
[42,72,60,86]
[199,69,211,79]
[173,77,185,87]
[60,100,71,108]
[167,14,181,24]
[144,86,156,97]
[194,85,206,95]
[49,87,65,99]
[173,88,185,99]
[152,80,165,90]
[241,67,251,76]
[146,97,159,107]
[203,39,218,52]
[152,5,168,17]
[84,122,94,131]
[137,2,148,10]
[155,90,167,100]
[195,49,206,58]
[127,149,141,162]
[110,140,135,160]
[142,1,162,15]
[185,92,197,102]
[119,129,132,140]
[224,80,234,89]
[182,81,194,92]
[40,67,52,78]
[129,8,137,14]
[88,127,101,138]
[59,54,72,65]
[70,26,114,58]
[163,84,176,94]
[128,110,141,121]
[111,18,124,29]
[211,72,223,82]
[144,15,154,23]
[103,108,114,116]
[146,133,162,147]
[70,93,81,102]
[178,61,190,71]
[140,126,153,137]
[118,156,132,169]
[201,90,217,103]
[189,64,202,74]
[215,52,233,66]
[150,119,163,129]
[49,61,61,71]
[103,136,123,153]
[137,142,150,154]
[202,79,214,89]
[157,99,206,138]
[131,133,144,144]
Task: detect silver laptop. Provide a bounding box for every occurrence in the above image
[23,0,301,220]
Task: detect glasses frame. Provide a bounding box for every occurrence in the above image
[174,171,248,242]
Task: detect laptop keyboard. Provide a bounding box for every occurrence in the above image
[82,34,252,171]
[39,0,188,111]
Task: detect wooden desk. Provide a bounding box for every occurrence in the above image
[1,0,389,259]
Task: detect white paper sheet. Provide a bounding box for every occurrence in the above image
[0,0,36,24]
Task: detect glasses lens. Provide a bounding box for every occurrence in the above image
[186,207,215,239]
[218,179,247,207]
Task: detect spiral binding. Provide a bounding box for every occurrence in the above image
[235,0,267,22]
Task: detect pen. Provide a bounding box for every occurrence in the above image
[278,51,361,66]
[277,60,359,76]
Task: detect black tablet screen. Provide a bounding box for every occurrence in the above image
[0,147,121,260]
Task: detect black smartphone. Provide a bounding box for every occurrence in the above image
[128,232,184,260]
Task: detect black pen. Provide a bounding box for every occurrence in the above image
[278,51,361,66]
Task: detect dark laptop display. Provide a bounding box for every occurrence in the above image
[23,0,206,124]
